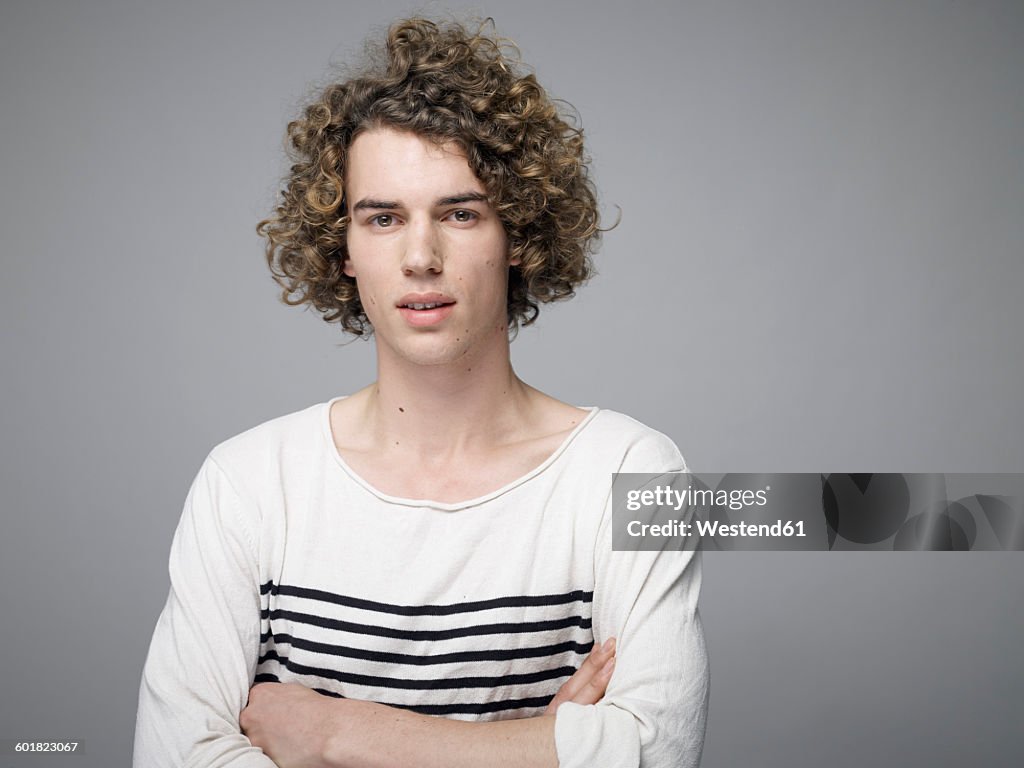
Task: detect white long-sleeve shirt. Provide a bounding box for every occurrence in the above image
[134,397,709,767]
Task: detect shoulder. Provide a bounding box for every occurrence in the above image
[573,408,688,474]
[204,399,332,494]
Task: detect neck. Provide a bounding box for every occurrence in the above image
[364,332,532,454]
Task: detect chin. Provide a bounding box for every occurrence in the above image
[388,336,476,368]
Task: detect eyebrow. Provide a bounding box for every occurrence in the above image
[351,191,489,212]
[438,192,489,206]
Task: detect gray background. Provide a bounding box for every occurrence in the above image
[2,0,1022,765]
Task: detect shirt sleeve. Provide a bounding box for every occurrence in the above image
[553,434,710,768]
[133,454,276,767]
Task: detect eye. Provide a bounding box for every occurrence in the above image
[448,209,477,224]
[371,214,395,228]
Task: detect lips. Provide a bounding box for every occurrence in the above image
[396,292,456,309]
[396,292,456,327]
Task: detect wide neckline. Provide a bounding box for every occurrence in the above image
[320,395,600,510]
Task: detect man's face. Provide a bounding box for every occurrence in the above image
[343,127,514,368]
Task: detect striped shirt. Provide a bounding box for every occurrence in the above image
[134,398,708,767]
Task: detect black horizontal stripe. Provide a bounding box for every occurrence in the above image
[260,608,591,640]
[257,650,575,690]
[259,581,593,615]
[257,680,348,703]
[259,632,593,665]
[397,695,554,716]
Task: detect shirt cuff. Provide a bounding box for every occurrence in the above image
[554,701,641,768]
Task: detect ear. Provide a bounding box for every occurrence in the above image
[508,251,521,267]
[338,201,355,277]
[342,256,356,278]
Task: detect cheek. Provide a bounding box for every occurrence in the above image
[469,265,511,316]
[356,280,381,312]
[343,256,383,312]
[342,235,376,282]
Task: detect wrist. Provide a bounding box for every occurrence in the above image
[324,698,411,768]
[321,697,363,768]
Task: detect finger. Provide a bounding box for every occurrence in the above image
[545,638,616,713]
[545,647,614,714]
[564,653,616,708]
[567,638,615,698]
[579,656,615,702]
[554,639,613,704]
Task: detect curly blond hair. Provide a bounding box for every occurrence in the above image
[257,17,601,335]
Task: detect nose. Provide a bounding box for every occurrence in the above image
[401,217,443,276]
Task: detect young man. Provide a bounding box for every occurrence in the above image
[134,18,708,768]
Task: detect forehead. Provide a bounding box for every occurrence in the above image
[345,127,484,200]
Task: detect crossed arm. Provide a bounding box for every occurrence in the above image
[238,639,617,768]
[135,452,707,767]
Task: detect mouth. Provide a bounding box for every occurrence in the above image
[399,301,454,310]
[396,294,456,327]
[396,293,456,310]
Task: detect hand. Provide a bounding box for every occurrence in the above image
[240,682,339,767]
[544,637,616,715]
